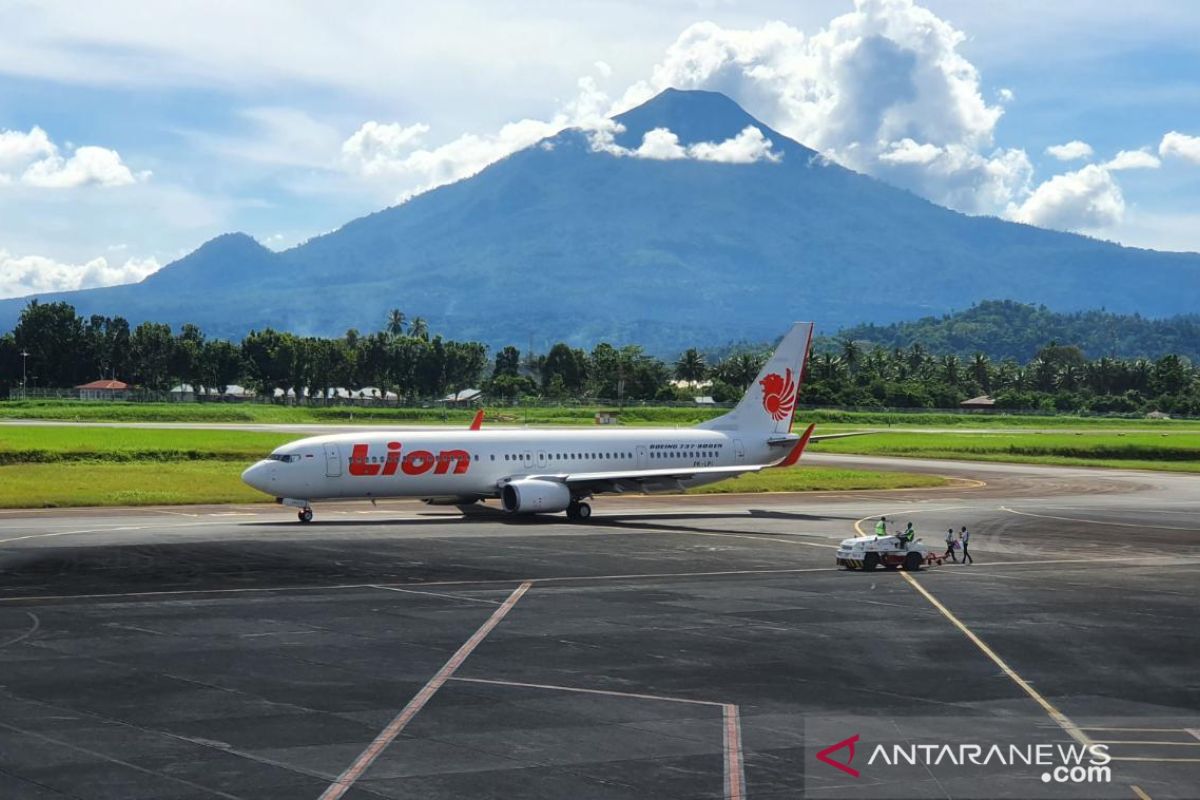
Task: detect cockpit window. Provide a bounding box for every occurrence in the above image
[267,453,300,463]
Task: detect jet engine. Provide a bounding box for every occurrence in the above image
[500,478,572,514]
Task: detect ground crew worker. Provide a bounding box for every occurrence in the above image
[960,526,973,564]
[943,528,958,563]
[896,522,915,549]
[874,516,888,536]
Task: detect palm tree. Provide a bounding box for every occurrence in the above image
[970,352,991,392]
[939,354,961,386]
[386,309,406,338]
[674,348,707,382]
[409,317,429,341]
[839,339,861,374]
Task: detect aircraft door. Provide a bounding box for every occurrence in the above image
[734,439,745,464]
[636,446,647,468]
[324,442,342,477]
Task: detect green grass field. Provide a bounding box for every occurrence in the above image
[3,399,1198,430]
[811,430,1200,472]
[0,424,948,507]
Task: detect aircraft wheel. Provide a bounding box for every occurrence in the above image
[576,502,592,520]
[298,508,313,524]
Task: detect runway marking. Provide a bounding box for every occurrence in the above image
[851,506,972,537]
[0,518,256,545]
[672,529,838,549]
[369,584,503,605]
[0,611,39,648]
[0,718,244,799]
[899,570,1092,749]
[448,676,745,800]
[0,566,837,604]
[724,704,746,800]
[1132,786,1152,800]
[1189,728,1200,742]
[1112,756,1200,763]
[1095,740,1200,746]
[319,581,531,800]
[1082,727,1193,732]
[1000,506,1200,532]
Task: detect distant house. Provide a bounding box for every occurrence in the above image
[171,383,255,401]
[694,396,717,405]
[1146,410,1171,420]
[76,379,131,401]
[440,388,482,406]
[960,394,996,410]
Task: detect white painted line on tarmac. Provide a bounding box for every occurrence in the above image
[0,566,839,605]
[448,676,744,800]
[0,611,39,648]
[319,581,531,800]
[900,570,1093,749]
[369,585,503,605]
[1000,506,1200,532]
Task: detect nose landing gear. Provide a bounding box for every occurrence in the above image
[298,507,313,524]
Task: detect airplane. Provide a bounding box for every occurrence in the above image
[241,322,839,522]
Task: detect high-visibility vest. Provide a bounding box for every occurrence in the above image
[874,520,887,536]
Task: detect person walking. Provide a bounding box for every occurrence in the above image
[959,526,973,564]
[943,528,958,563]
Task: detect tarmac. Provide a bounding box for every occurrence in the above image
[0,453,1197,799]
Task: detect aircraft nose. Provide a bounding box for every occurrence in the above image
[241,461,275,494]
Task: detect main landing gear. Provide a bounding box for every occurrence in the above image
[565,500,592,521]
[298,507,313,524]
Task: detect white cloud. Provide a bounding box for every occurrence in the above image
[0,126,56,171]
[616,2,1031,215]
[602,125,782,164]
[879,138,943,166]
[1008,165,1124,232]
[0,126,144,188]
[0,249,161,298]
[689,125,781,163]
[1159,131,1200,164]
[341,121,431,175]
[1102,149,1161,171]
[340,71,619,199]
[634,127,687,160]
[1045,140,1094,161]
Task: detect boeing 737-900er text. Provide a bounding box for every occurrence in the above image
[242,322,835,522]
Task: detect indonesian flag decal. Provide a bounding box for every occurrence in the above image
[759,368,796,422]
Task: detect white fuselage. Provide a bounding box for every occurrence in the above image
[242,427,773,502]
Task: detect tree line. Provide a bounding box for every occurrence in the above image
[2,300,1199,415]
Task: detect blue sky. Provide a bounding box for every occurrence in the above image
[1,0,1198,297]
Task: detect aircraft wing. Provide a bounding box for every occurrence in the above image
[522,463,770,494]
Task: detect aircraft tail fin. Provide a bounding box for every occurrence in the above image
[697,322,814,437]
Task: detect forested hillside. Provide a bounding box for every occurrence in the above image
[831,301,1200,361]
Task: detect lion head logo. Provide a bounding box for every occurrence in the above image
[760,368,796,421]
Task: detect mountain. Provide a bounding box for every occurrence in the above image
[829,300,1200,361]
[3,88,1199,353]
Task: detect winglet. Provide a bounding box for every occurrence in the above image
[774,423,815,468]
[469,409,484,431]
